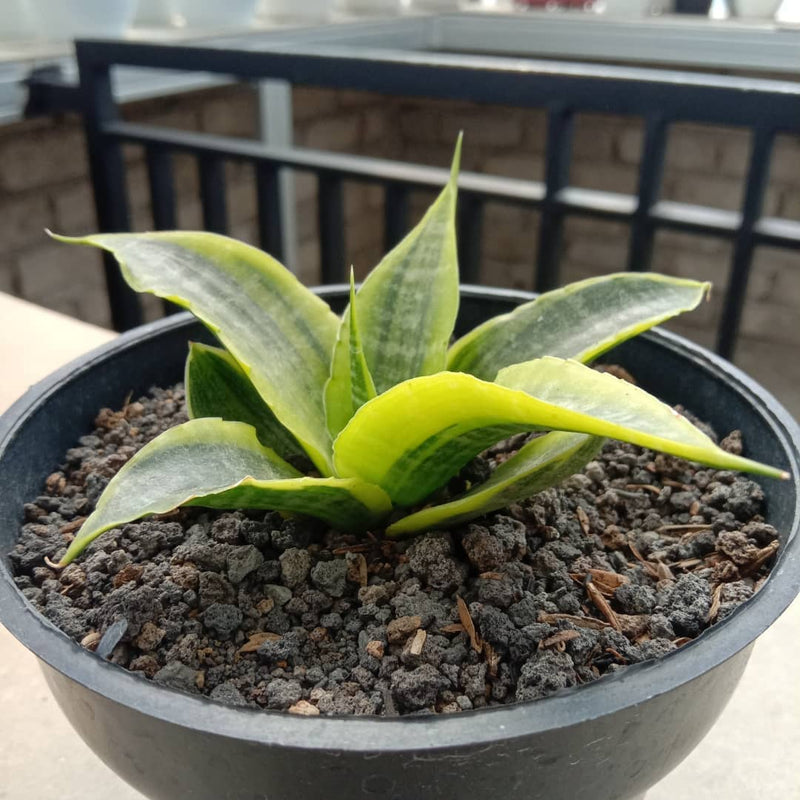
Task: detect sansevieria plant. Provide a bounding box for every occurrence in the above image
[53,138,787,567]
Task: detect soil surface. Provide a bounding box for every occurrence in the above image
[9,384,780,716]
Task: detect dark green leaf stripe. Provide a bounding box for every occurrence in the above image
[356,135,461,393]
[387,432,603,535]
[58,419,391,566]
[185,342,305,461]
[447,273,710,380]
[334,366,786,508]
[53,231,339,474]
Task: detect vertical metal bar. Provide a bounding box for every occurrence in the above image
[146,146,179,316]
[199,155,228,235]
[716,127,774,359]
[256,162,285,262]
[536,106,574,291]
[627,116,668,272]
[146,147,177,230]
[76,55,141,331]
[458,193,484,285]
[318,173,346,284]
[384,181,409,252]
[258,79,298,271]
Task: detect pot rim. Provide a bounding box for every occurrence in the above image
[1,284,798,753]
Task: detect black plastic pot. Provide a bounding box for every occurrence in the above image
[1,286,798,800]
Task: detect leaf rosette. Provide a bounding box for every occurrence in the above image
[53,137,788,566]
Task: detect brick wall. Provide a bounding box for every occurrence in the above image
[1,82,798,409]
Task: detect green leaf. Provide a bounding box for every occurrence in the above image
[52,231,338,474]
[355,134,462,394]
[58,419,392,566]
[447,273,711,380]
[387,432,603,536]
[185,342,305,463]
[334,363,785,507]
[323,270,377,438]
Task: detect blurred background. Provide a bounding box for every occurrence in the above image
[0,0,797,419]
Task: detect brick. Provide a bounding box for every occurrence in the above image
[617,127,644,166]
[483,152,544,181]
[177,197,203,229]
[200,89,257,138]
[741,300,800,345]
[0,123,88,192]
[520,109,547,153]
[717,129,752,178]
[664,124,719,173]
[363,107,388,143]
[0,193,52,252]
[753,247,800,306]
[346,210,383,256]
[664,173,744,212]
[336,89,383,109]
[779,189,800,220]
[295,197,319,243]
[300,115,361,151]
[770,134,800,184]
[230,219,259,247]
[293,87,340,122]
[483,221,537,263]
[480,257,535,291]
[126,96,200,131]
[565,237,629,272]
[17,242,110,327]
[399,109,442,144]
[226,163,257,226]
[441,110,523,149]
[570,162,639,195]
[571,116,619,162]
[52,180,97,234]
[655,229,728,256]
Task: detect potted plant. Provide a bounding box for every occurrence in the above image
[0,140,798,800]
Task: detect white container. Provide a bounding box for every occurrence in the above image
[336,0,402,14]
[171,0,258,27]
[134,0,179,26]
[734,0,780,15]
[260,0,333,20]
[407,0,461,9]
[28,0,138,39]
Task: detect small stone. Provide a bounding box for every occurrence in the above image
[202,603,243,639]
[279,548,311,588]
[134,621,165,651]
[289,699,320,716]
[266,679,303,710]
[264,584,292,607]
[209,681,249,707]
[407,533,467,593]
[390,664,447,711]
[366,640,385,659]
[154,662,200,693]
[387,615,422,644]
[227,545,264,584]
[310,559,348,598]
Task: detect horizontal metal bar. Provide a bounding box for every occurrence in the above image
[754,217,800,247]
[105,122,800,251]
[104,120,545,203]
[75,38,800,131]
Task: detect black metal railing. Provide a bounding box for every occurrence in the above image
[49,23,800,358]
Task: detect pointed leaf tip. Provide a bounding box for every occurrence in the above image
[450,133,463,183]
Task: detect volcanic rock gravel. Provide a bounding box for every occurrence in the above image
[9,385,780,716]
